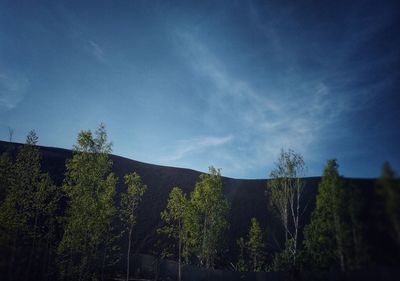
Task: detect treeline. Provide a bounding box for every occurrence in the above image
[0,125,399,281]
[0,125,150,281]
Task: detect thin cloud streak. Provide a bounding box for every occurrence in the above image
[86,40,105,62]
[174,30,353,176]
[164,135,233,162]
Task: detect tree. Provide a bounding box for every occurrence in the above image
[303,159,348,271]
[58,124,117,280]
[0,130,60,280]
[345,184,369,269]
[268,149,305,267]
[0,152,12,202]
[377,162,400,248]
[188,166,230,268]
[159,187,187,281]
[246,218,264,272]
[235,237,247,272]
[120,172,147,281]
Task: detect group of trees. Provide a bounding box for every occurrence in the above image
[158,148,400,277]
[158,167,230,281]
[0,130,60,281]
[301,159,399,272]
[0,125,148,281]
[0,124,399,280]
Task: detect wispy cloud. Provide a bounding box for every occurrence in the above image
[174,30,351,176]
[86,40,105,62]
[165,135,233,162]
[0,71,30,110]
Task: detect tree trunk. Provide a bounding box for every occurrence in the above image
[101,245,107,281]
[202,215,208,268]
[8,232,17,281]
[126,225,133,281]
[26,213,38,278]
[178,233,182,281]
[334,213,345,272]
[43,238,51,281]
[283,209,287,242]
[293,184,300,266]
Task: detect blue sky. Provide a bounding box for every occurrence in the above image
[0,0,399,179]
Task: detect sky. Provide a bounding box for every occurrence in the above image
[0,0,399,179]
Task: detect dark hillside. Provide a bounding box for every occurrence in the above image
[0,141,378,263]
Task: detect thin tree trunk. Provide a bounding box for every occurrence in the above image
[293,183,300,266]
[26,213,38,278]
[284,207,288,244]
[41,238,48,280]
[178,232,182,281]
[101,245,107,281]
[8,232,17,281]
[127,225,133,281]
[202,215,208,268]
[352,225,360,267]
[334,213,345,272]
[43,238,51,281]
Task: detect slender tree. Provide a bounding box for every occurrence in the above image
[120,172,147,281]
[58,124,117,280]
[377,162,400,247]
[236,237,247,272]
[303,159,348,271]
[268,149,305,267]
[246,218,264,272]
[159,187,187,281]
[0,152,11,202]
[188,166,230,268]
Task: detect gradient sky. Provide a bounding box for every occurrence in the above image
[0,0,399,179]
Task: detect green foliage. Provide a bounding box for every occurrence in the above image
[236,237,248,272]
[159,187,187,281]
[120,172,147,229]
[120,171,147,281]
[187,166,230,268]
[303,159,349,271]
[0,153,11,202]
[377,162,400,247]
[247,218,264,271]
[58,124,117,280]
[0,130,61,280]
[268,149,305,268]
[270,239,294,272]
[159,187,187,246]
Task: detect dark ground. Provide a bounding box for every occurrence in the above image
[0,140,379,268]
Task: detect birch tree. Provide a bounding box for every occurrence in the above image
[268,149,305,267]
[189,166,230,268]
[159,187,187,281]
[120,172,147,281]
[58,124,117,280]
